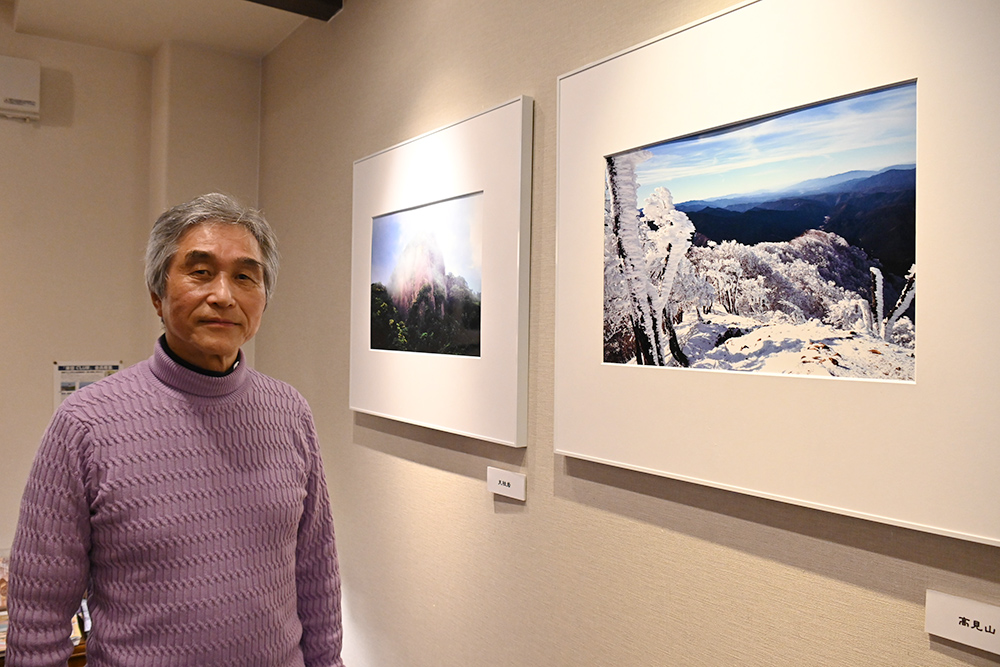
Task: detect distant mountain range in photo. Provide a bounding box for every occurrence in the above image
[674,165,915,277]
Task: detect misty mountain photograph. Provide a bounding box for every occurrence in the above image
[370,193,483,356]
[604,81,916,381]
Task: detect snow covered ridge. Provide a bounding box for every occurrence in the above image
[674,317,914,381]
[604,154,915,382]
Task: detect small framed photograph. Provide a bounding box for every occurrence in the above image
[351,97,533,447]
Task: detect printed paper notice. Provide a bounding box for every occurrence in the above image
[54,361,121,410]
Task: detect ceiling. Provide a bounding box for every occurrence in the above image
[10,0,319,59]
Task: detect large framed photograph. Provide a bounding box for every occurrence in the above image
[555,0,1000,545]
[351,97,532,447]
[605,82,916,380]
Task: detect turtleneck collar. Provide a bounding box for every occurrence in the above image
[149,338,250,398]
[158,335,239,377]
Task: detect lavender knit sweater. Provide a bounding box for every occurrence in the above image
[8,342,344,667]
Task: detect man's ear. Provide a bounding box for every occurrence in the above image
[151,292,163,319]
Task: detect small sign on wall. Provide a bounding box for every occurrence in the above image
[926,590,1000,655]
[53,361,121,410]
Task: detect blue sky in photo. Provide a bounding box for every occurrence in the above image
[370,192,483,292]
[632,82,917,206]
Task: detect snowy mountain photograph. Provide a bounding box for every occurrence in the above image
[604,81,916,381]
[370,193,483,356]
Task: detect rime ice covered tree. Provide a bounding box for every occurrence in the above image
[641,186,695,365]
[606,151,664,365]
[604,152,694,366]
[643,187,696,315]
[869,267,885,336]
[887,265,917,337]
[604,181,635,362]
[869,264,916,340]
[671,255,716,321]
[691,241,745,315]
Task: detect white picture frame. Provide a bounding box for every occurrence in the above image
[351,97,533,447]
[555,0,1000,545]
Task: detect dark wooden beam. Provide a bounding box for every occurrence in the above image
[245,0,342,21]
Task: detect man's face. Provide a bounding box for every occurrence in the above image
[151,222,267,372]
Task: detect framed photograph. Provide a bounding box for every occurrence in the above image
[555,0,1000,545]
[605,82,916,380]
[351,97,532,447]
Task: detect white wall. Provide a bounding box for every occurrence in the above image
[256,1,1000,666]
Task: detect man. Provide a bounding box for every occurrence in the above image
[8,194,344,666]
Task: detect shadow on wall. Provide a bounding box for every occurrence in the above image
[929,634,1000,665]
[556,455,1000,603]
[351,408,999,605]
[40,67,74,127]
[353,411,527,482]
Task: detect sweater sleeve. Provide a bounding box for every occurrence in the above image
[7,409,92,667]
[295,409,345,667]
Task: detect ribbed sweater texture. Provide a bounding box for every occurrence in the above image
[8,343,344,667]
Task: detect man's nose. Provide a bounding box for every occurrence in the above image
[206,274,236,306]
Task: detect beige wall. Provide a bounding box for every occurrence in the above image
[257,1,999,667]
[150,40,261,215]
[0,9,262,543]
[0,3,152,544]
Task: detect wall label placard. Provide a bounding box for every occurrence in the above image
[925,590,1000,655]
[54,361,121,410]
